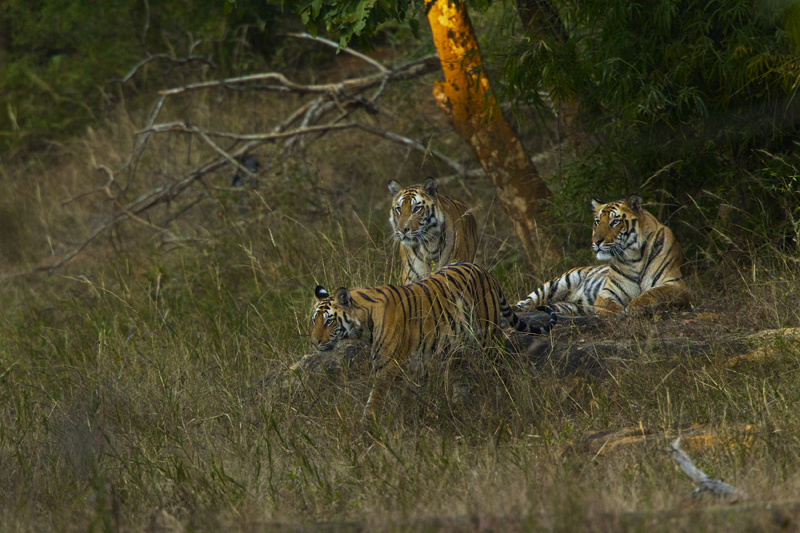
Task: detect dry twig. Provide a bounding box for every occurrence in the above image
[670,437,745,501]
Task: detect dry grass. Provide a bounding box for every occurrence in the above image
[0,50,800,532]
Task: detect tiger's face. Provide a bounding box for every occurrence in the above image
[591,196,643,260]
[387,177,442,246]
[310,286,362,351]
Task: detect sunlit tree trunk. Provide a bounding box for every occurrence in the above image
[427,0,560,265]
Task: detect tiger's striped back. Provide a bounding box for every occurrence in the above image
[517,195,689,316]
[310,262,556,416]
[388,177,478,284]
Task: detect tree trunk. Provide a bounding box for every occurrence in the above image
[427,0,560,265]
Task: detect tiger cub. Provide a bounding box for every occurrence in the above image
[389,177,478,284]
[310,262,556,417]
[516,195,690,316]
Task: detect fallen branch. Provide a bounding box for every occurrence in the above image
[158,54,438,97]
[670,437,745,501]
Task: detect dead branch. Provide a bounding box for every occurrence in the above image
[93,164,180,240]
[135,121,360,139]
[354,123,478,177]
[283,32,387,74]
[158,54,438,97]
[137,121,478,177]
[670,437,746,501]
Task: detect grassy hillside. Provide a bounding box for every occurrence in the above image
[1,40,800,532]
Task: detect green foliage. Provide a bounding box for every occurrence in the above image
[0,0,282,154]
[264,0,419,49]
[501,0,800,252]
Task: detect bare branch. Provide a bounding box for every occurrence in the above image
[670,437,746,501]
[137,118,480,178]
[157,55,438,97]
[94,164,180,240]
[353,123,475,177]
[137,121,360,141]
[137,120,477,177]
[163,73,356,97]
[189,125,257,180]
[273,99,320,133]
[283,32,388,73]
[115,94,166,179]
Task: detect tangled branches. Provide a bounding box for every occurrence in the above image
[18,34,486,276]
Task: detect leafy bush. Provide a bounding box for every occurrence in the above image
[501,0,800,254]
[0,0,283,154]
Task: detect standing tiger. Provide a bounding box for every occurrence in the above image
[389,177,478,284]
[310,262,556,417]
[516,195,690,316]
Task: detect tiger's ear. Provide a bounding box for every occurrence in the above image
[423,177,438,198]
[314,285,330,301]
[627,194,643,213]
[335,287,352,308]
[388,180,401,196]
[591,198,603,211]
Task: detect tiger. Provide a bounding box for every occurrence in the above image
[388,177,478,284]
[516,195,690,316]
[310,262,557,417]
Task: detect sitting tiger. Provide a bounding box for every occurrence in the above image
[389,177,478,284]
[310,262,556,417]
[516,195,690,316]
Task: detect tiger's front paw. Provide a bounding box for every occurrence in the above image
[593,297,624,316]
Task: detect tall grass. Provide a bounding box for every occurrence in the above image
[1,58,800,531]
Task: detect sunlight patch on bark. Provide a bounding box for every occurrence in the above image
[427,0,560,264]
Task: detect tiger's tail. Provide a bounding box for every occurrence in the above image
[515,267,592,311]
[500,297,557,334]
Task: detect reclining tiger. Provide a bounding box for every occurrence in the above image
[310,262,557,417]
[389,177,478,284]
[516,195,690,316]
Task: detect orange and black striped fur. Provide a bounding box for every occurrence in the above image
[517,195,690,316]
[389,177,478,284]
[310,262,556,417]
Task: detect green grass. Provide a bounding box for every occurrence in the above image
[1,65,800,532]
